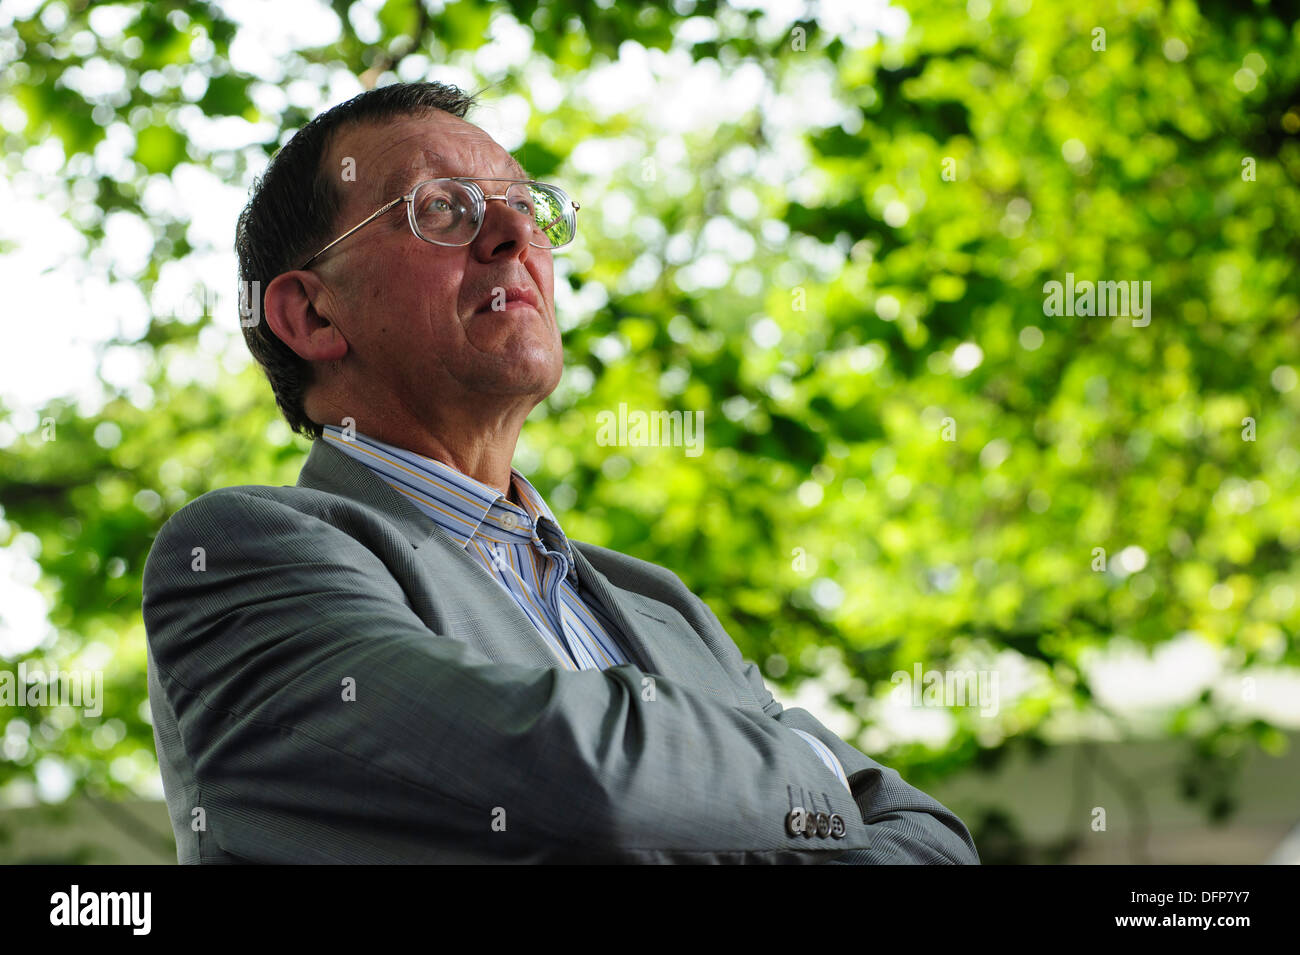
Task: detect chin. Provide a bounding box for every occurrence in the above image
[481,349,562,393]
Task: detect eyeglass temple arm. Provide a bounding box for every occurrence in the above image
[298,195,406,270]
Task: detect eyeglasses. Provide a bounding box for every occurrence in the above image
[298,177,580,270]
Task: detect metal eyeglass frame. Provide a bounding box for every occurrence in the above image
[297,177,580,270]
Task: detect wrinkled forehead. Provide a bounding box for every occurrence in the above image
[326,112,530,212]
[374,147,531,202]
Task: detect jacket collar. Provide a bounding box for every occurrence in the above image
[297,434,440,550]
[316,426,576,572]
[295,436,705,680]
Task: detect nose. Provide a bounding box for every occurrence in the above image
[470,194,539,263]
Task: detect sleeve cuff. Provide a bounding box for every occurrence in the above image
[788,727,853,794]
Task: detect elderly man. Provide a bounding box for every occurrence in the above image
[142,81,979,864]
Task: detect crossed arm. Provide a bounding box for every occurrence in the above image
[674,587,980,865]
[143,489,976,863]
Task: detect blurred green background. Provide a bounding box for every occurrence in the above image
[1,0,1298,863]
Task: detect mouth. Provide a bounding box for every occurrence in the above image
[473,285,542,316]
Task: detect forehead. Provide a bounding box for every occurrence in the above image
[328,112,529,209]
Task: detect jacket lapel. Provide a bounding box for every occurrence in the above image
[295,438,558,670]
[569,544,740,704]
[296,438,741,701]
[295,436,433,548]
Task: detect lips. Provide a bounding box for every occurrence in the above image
[473,285,540,315]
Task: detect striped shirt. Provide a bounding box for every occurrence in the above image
[322,425,629,670]
[321,425,851,792]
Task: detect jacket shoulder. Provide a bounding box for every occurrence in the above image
[155,482,347,526]
[141,482,411,605]
[147,482,395,549]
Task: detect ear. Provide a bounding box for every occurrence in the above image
[263,270,349,363]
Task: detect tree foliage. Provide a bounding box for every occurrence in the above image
[2,0,1297,860]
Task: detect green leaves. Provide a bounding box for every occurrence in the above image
[2,0,1297,859]
[133,123,186,173]
[198,72,254,117]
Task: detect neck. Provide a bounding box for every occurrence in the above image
[310,391,537,497]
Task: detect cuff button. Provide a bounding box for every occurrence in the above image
[829,813,847,839]
[785,807,807,837]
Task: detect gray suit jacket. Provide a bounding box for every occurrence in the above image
[141,436,979,864]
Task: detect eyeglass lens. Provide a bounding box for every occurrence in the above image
[412,180,575,248]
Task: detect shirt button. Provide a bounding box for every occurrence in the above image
[501,514,517,529]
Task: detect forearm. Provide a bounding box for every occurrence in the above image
[737,659,980,864]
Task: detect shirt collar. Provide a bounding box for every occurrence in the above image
[321,425,578,578]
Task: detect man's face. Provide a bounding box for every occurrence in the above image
[313,110,563,425]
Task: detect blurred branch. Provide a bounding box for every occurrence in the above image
[1082,741,1152,864]
[0,478,87,509]
[360,1,431,89]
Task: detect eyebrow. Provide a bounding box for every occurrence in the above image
[375,149,533,204]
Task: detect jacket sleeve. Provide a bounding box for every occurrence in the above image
[740,659,980,864]
[141,489,871,863]
[675,587,981,864]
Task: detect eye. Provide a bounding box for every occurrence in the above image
[413,184,471,235]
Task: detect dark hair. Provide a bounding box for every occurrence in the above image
[235,81,479,439]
